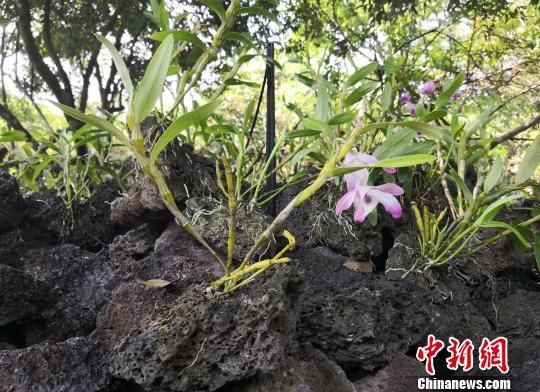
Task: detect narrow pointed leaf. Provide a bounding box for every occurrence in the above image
[401,121,443,140]
[238,6,278,23]
[516,132,540,184]
[201,0,226,22]
[328,112,356,125]
[95,33,134,99]
[150,30,206,49]
[151,100,220,162]
[344,82,377,107]
[435,72,465,109]
[50,102,129,145]
[131,34,174,122]
[345,62,378,87]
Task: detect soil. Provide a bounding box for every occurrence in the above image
[0,151,538,391]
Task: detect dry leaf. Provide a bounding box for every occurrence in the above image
[342,259,374,273]
[135,276,173,288]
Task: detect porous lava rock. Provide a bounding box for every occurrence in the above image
[184,197,272,261]
[227,343,355,392]
[0,337,110,392]
[107,266,301,391]
[111,144,218,228]
[19,244,118,345]
[0,171,25,233]
[295,246,430,370]
[0,264,50,326]
[353,354,425,392]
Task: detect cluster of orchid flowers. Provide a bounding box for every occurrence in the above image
[336,80,463,224]
[335,153,404,223]
[400,80,461,117]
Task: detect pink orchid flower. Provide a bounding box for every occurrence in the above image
[400,92,412,104]
[335,166,404,223]
[405,101,417,117]
[344,152,396,174]
[419,80,436,95]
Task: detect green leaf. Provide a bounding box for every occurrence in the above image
[150,100,220,162]
[401,121,443,140]
[435,72,464,109]
[131,34,174,123]
[302,117,331,132]
[223,78,259,88]
[484,156,504,193]
[420,110,447,122]
[344,82,378,107]
[95,33,134,99]
[328,112,356,125]
[381,82,392,111]
[474,195,521,225]
[150,30,206,49]
[516,132,540,184]
[50,102,129,145]
[315,79,329,122]
[371,154,436,168]
[328,154,435,176]
[31,156,56,182]
[205,124,236,134]
[222,32,254,47]
[480,221,531,248]
[294,73,316,89]
[238,6,279,23]
[373,129,416,159]
[285,129,321,139]
[201,0,226,22]
[167,64,180,76]
[345,62,378,88]
[308,151,326,164]
[0,130,27,142]
[447,170,473,206]
[0,17,10,25]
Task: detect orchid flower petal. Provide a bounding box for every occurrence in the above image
[368,189,402,219]
[373,183,404,196]
[353,192,378,222]
[419,80,436,95]
[335,190,356,215]
[344,168,369,191]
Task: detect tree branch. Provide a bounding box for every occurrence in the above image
[15,0,73,107]
[79,0,127,113]
[43,0,72,97]
[491,115,540,148]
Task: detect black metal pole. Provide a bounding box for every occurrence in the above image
[265,42,276,216]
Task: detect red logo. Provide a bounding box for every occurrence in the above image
[416,335,509,375]
[446,337,474,371]
[416,334,445,376]
[478,337,509,374]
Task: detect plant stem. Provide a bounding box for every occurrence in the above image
[221,154,237,274]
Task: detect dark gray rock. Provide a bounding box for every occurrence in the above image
[0,337,110,392]
[0,171,25,233]
[296,247,430,370]
[111,144,218,227]
[353,354,425,392]
[0,264,50,326]
[485,290,540,338]
[0,264,51,326]
[229,344,355,392]
[20,245,118,344]
[109,223,162,265]
[107,266,301,392]
[184,197,272,261]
